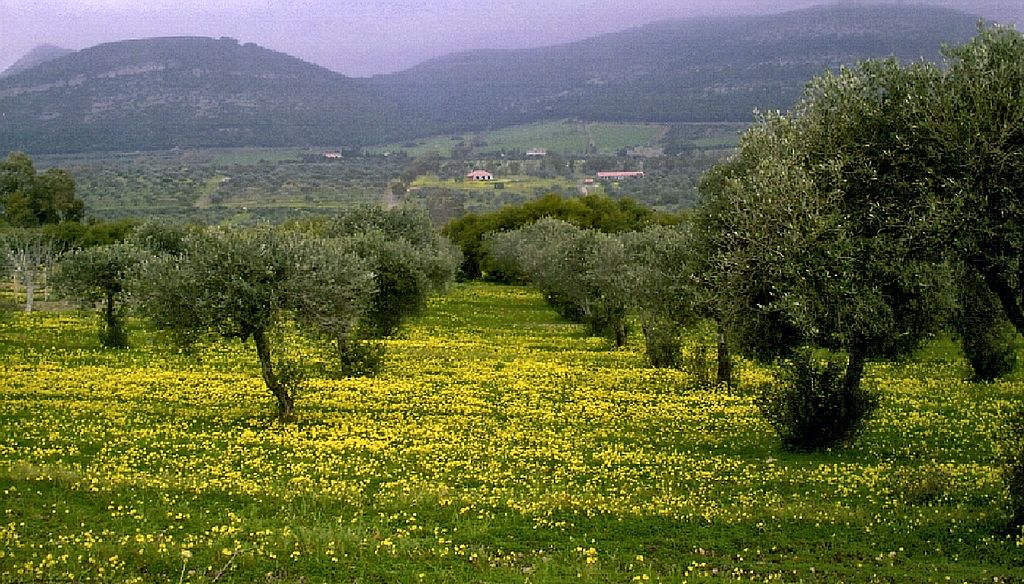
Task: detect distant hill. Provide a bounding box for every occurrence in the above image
[0,5,987,154]
[0,44,74,78]
[0,37,436,153]
[370,4,984,130]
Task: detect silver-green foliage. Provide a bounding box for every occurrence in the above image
[132,225,374,418]
[622,225,700,368]
[53,243,146,347]
[694,54,953,449]
[485,218,634,346]
[933,27,1024,338]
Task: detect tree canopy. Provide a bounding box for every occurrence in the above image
[0,152,84,227]
[132,225,374,419]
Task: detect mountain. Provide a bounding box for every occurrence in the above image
[0,44,75,79]
[0,5,988,154]
[370,4,984,130]
[0,37,436,153]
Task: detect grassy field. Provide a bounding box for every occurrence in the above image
[370,121,669,157]
[411,174,579,193]
[0,284,1022,582]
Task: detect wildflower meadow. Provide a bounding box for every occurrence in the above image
[1,284,1021,582]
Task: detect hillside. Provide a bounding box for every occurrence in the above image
[372,4,983,130]
[0,37,435,153]
[0,44,74,79]
[0,5,986,154]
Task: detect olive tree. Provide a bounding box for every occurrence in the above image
[694,58,951,449]
[127,220,196,256]
[303,206,461,375]
[1,228,57,313]
[623,224,702,368]
[951,266,1018,381]
[53,243,146,347]
[930,27,1024,337]
[485,219,634,346]
[324,205,461,296]
[132,225,374,419]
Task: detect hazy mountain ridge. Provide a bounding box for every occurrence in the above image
[0,37,436,153]
[0,5,989,154]
[374,4,983,129]
[0,45,75,79]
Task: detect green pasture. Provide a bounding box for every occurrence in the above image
[370,121,669,157]
[410,174,578,194]
[0,284,1021,582]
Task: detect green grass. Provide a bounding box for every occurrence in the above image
[0,284,1022,582]
[411,174,578,193]
[371,121,670,157]
[203,148,309,165]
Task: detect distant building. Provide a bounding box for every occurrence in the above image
[322,151,343,159]
[526,149,547,157]
[466,170,494,181]
[597,171,645,179]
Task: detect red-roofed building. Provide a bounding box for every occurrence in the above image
[597,171,645,179]
[466,170,494,181]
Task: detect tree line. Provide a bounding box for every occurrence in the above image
[468,27,1024,526]
[0,177,461,420]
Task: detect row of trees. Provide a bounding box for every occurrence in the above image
[486,220,697,358]
[36,207,461,420]
[443,193,680,279]
[479,26,1023,446]
[700,25,1022,523]
[478,26,1024,525]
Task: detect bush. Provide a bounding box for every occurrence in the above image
[337,338,386,378]
[758,348,879,451]
[962,321,1018,382]
[998,407,1024,529]
[643,323,682,369]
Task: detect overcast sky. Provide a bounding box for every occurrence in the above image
[1,0,1020,77]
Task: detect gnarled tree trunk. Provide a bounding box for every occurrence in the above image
[253,328,293,420]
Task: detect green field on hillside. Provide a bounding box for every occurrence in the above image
[370,121,670,157]
[410,174,580,193]
[0,284,1021,582]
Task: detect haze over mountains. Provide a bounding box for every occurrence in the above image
[1,0,1019,77]
[0,4,999,154]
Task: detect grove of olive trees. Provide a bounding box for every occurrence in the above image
[477,26,1023,459]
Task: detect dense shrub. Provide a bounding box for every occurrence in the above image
[962,322,1019,382]
[954,269,1018,381]
[336,338,387,378]
[758,349,879,451]
[643,323,683,369]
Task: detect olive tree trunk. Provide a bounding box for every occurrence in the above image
[253,328,294,420]
[716,321,732,387]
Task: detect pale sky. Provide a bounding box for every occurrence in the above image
[1,0,1020,77]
